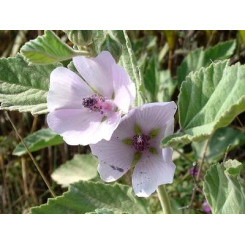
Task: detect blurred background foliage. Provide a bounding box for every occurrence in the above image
[0,30,245,214]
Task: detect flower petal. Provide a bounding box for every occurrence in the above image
[73,51,115,98]
[47,109,121,145]
[151,118,175,148]
[112,64,136,112]
[97,111,121,142]
[165,119,174,136]
[90,138,134,182]
[134,102,177,133]
[132,148,176,197]
[47,67,93,112]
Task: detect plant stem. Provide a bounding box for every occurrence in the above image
[5,111,56,198]
[157,185,171,214]
[188,137,210,213]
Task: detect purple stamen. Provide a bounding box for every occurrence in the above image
[82,97,97,108]
[82,94,104,112]
[82,94,116,116]
[132,134,150,152]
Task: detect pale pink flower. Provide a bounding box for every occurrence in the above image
[90,102,177,197]
[47,51,136,145]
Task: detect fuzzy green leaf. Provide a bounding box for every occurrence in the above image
[224,159,243,176]
[101,34,122,63]
[31,181,151,214]
[51,154,98,187]
[163,61,245,147]
[192,127,245,162]
[12,129,63,156]
[177,40,236,86]
[203,162,245,214]
[0,55,60,114]
[144,56,158,100]
[158,70,177,102]
[21,30,85,65]
[64,30,93,46]
[91,30,107,54]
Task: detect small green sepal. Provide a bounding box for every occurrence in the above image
[131,152,142,167]
[149,147,158,154]
[149,128,160,138]
[134,124,142,135]
[122,138,133,145]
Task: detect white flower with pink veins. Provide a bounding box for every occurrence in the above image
[90,102,177,197]
[47,51,136,145]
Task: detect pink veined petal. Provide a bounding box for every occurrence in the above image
[73,51,115,98]
[151,118,175,148]
[134,102,177,134]
[94,111,121,142]
[47,108,121,145]
[90,138,134,182]
[112,64,136,113]
[165,119,174,137]
[104,108,136,141]
[132,147,176,197]
[47,67,93,112]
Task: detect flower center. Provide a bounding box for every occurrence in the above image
[82,94,116,115]
[82,97,97,108]
[132,134,150,152]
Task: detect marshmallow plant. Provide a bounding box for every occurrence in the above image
[46,48,177,209]
[1,30,245,214]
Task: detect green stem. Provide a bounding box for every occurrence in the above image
[5,111,56,198]
[157,185,172,214]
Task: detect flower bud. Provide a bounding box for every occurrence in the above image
[64,30,93,46]
[101,34,122,62]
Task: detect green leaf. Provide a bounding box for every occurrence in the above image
[144,56,158,101]
[158,70,177,102]
[203,162,245,214]
[101,34,122,63]
[12,128,63,156]
[64,30,93,46]
[192,127,245,162]
[177,40,236,86]
[21,30,86,65]
[51,154,98,187]
[30,181,151,214]
[91,30,107,54]
[163,30,176,50]
[224,159,242,176]
[239,30,245,44]
[0,55,60,114]
[143,56,176,102]
[163,60,245,147]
